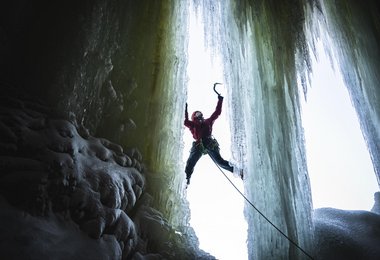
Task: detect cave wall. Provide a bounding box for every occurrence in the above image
[1,0,191,225]
[0,1,209,259]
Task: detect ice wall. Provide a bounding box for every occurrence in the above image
[316,0,380,185]
[193,1,315,258]
[193,0,380,258]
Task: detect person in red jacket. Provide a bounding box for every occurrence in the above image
[184,94,239,186]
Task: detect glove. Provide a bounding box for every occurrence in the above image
[218,95,223,100]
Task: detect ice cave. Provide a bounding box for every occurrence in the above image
[0,0,380,259]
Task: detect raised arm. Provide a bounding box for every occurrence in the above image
[209,95,223,121]
[184,102,193,128]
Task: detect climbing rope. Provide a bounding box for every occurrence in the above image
[209,155,315,260]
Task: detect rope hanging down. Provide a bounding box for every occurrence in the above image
[209,155,315,260]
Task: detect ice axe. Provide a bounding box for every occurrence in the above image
[213,82,222,96]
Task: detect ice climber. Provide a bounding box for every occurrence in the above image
[184,93,243,186]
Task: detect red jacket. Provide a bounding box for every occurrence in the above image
[184,97,223,141]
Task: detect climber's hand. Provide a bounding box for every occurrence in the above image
[218,95,223,100]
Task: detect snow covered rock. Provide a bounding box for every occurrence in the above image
[0,96,144,258]
[314,206,380,260]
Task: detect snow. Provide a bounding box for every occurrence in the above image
[314,207,380,260]
[0,97,144,258]
[0,197,122,260]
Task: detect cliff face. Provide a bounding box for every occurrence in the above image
[0,0,379,259]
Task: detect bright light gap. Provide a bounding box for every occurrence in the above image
[301,40,378,210]
[184,8,248,260]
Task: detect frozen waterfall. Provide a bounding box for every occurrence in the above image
[190,0,379,259]
[192,1,314,258]
[0,0,380,259]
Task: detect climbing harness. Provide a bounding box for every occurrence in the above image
[194,137,220,155]
[209,156,315,260]
[194,140,207,155]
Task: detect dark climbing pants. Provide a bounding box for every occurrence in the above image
[185,138,233,180]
